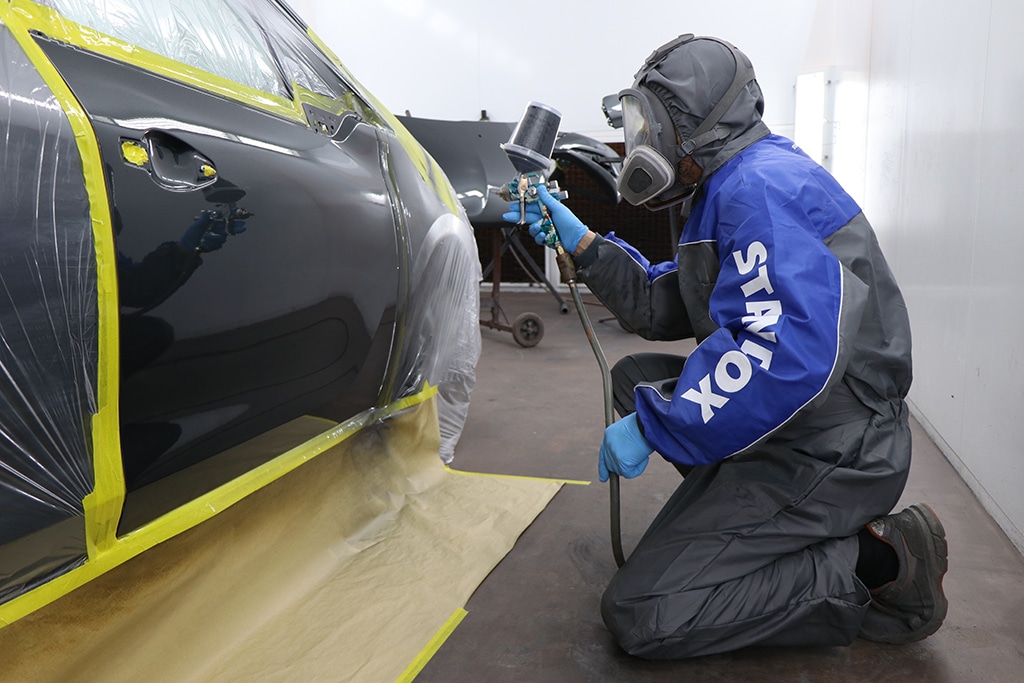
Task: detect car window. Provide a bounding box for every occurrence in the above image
[250,0,341,101]
[39,0,290,98]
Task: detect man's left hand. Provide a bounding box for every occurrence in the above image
[599,413,654,483]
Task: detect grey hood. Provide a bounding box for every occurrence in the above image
[637,36,771,195]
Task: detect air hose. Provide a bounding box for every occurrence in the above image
[555,247,627,568]
[491,99,627,565]
[499,166,627,567]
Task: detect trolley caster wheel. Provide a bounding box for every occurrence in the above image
[512,312,544,347]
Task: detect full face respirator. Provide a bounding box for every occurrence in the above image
[616,34,758,209]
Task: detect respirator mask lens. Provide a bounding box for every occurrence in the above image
[621,94,651,155]
[617,91,677,206]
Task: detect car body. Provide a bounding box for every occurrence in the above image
[398,116,622,227]
[0,0,479,625]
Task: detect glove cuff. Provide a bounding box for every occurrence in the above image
[573,233,605,268]
[624,413,653,449]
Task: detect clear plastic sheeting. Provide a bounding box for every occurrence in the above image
[436,292,482,463]
[0,25,97,601]
[396,213,482,463]
[230,0,340,100]
[37,0,346,107]
[37,0,338,100]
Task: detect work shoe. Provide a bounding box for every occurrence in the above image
[858,503,949,643]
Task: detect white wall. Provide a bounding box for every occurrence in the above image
[864,0,1024,554]
[795,2,873,205]
[292,0,818,140]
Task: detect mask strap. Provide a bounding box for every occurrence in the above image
[680,125,730,156]
[677,43,755,156]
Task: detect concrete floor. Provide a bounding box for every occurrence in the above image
[418,290,1024,683]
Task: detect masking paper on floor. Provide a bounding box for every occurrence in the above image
[0,398,561,682]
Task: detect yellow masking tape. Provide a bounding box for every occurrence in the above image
[120,140,149,167]
[445,466,590,487]
[395,608,468,683]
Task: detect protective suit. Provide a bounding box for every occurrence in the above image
[572,37,914,657]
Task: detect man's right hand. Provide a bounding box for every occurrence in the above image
[532,184,588,253]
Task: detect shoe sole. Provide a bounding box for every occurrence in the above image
[865,503,949,644]
[906,503,949,638]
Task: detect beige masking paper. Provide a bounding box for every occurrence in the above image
[0,398,562,682]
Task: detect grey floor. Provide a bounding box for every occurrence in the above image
[417,290,1024,683]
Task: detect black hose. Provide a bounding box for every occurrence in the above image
[608,473,625,567]
[562,250,626,568]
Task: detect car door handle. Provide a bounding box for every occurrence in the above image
[302,103,362,142]
[120,131,219,192]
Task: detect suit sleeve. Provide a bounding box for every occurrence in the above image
[574,232,694,341]
[633,191,869,466]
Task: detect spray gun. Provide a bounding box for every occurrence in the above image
[496,102,581,287]
[499,102,626,567]
[498,172,566,235]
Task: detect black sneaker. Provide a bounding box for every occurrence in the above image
[858,503,949,643]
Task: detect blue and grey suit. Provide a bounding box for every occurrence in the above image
[575,135,913,657]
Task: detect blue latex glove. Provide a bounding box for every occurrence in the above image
[502,184,588,253]
[598,413,654,483]
[179,210,227,253]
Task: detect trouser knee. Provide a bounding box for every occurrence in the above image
[601,571,683,658]
[610,353,686,418]
[600,575,639,653]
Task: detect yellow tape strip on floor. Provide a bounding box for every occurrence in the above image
[389,470,589,680]
[395,608,468,683]
[445,466,591,487]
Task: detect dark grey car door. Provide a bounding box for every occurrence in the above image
[34,3,401,530]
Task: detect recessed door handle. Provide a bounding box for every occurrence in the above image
[120,131,218,192]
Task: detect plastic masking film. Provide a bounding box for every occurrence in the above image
[0,23,98,602]
[394,213,482,463]
[37,0,291,101]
